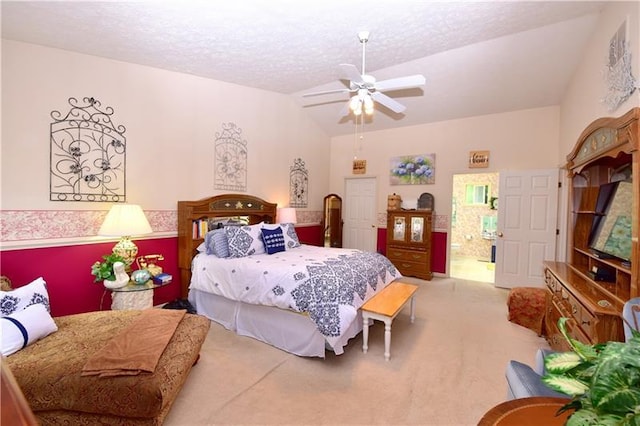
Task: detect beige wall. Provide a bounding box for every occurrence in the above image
[329,106,561,230]
[560,1,640,157]
[1,40,330,216]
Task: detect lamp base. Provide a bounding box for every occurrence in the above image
[112,236,138,272]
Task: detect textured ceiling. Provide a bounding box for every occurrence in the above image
[2,1,609,137]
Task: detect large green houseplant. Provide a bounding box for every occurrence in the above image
[542,317,640,425]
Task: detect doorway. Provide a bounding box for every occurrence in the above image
[343,177,377,252]
[323,194,343,248]
[450,172,498,283]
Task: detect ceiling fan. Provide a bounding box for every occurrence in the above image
[303,31,426,117]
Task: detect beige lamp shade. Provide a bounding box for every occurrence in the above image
[277,207,297,224]
[99,204,152,270]
[99,204,152,237]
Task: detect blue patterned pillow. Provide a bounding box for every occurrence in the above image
[204,228,230,258]
[0,277,51,316]
[225,223,266,258]
[261,227,286,254]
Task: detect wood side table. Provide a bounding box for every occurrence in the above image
[478,397,572,426]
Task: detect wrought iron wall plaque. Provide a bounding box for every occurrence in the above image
[214,122,247,191]
[289,158,308,208]
[50,97,126,202]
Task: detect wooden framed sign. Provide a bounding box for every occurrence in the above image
[469,151,490,168]
[353,159,366,174]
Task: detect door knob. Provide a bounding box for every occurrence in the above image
[497,232,504,237]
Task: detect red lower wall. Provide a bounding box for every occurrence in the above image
[0,225,445,317]
[0,238,181,317]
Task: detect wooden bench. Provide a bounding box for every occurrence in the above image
[361,280,418,360]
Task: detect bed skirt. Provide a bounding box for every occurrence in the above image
[188,289,363,357]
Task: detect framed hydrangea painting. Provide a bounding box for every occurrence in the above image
[390,154,435,185]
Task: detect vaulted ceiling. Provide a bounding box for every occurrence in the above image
[2,1,610,137]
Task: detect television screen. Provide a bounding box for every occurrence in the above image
[589,181,633,262]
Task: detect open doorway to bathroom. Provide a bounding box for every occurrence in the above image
[450,172,498,283]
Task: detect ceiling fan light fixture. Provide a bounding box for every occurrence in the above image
[363,95,374,114]
[349,96,361,112]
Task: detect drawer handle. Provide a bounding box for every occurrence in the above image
[572,304,578,315]
[582,320,590,326]
[401,263,411,268]
[411,254,421,259]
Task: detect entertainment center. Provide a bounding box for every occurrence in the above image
[544,108,638,350]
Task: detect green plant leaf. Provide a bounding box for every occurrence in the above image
[545,351,583,374]
[542,375,590,396]
[565,407,599,426]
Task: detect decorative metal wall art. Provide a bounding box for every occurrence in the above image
[602,19,637,112]
[214,122,247,191]
[50,97,126,202]
[289,158,308,208]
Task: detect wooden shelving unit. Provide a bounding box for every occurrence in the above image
[544,107,639,349]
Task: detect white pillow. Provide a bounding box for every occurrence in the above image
[0,277,50,316]
[225,222,266,258]
[1,303,58,356]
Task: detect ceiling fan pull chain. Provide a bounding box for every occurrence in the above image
[361,36,366,76]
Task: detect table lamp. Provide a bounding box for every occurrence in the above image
[99,203,152,271]
[277,207,297,224]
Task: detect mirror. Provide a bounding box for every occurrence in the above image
[323,194,343,248]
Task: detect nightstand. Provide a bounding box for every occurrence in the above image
[109,280,171,310]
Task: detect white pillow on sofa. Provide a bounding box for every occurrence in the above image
[0,276,50,316]
[1,303,58,356]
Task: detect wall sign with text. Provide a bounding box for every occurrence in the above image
[468,151,490,168]
[353,159,366,174]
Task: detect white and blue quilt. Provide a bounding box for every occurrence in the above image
[189,244,401,349]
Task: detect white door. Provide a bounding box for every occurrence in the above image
[343,178,377,252]
[494,169,559,288]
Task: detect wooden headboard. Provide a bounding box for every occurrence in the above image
[177,194,278,298]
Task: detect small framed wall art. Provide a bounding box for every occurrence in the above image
[469,151,489,168]
[352,159,366,174]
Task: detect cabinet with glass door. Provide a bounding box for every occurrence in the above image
[386,210,432,280]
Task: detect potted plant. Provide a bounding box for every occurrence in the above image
[542,317,640,425]
[91,253,127,288]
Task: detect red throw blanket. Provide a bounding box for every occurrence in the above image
[82,309,186,378]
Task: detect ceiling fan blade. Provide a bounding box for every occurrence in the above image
[302,88,352,97]
[371,91,406,114]
[338,102,350,118]
[339,64,364,85]
[374,75,426,92]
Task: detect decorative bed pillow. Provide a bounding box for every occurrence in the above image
[261,227,286,255]
[280,223,301,249]
[204,228,230,258]
[262,223,301,249]
[225,223,266,258]
[1,303,58,356]
[0,277,50,316]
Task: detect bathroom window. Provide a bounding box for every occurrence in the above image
[465,184,489,205]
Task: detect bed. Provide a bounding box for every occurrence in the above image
[177,194,402,357]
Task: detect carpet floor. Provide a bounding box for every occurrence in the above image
[164,277,549,425]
